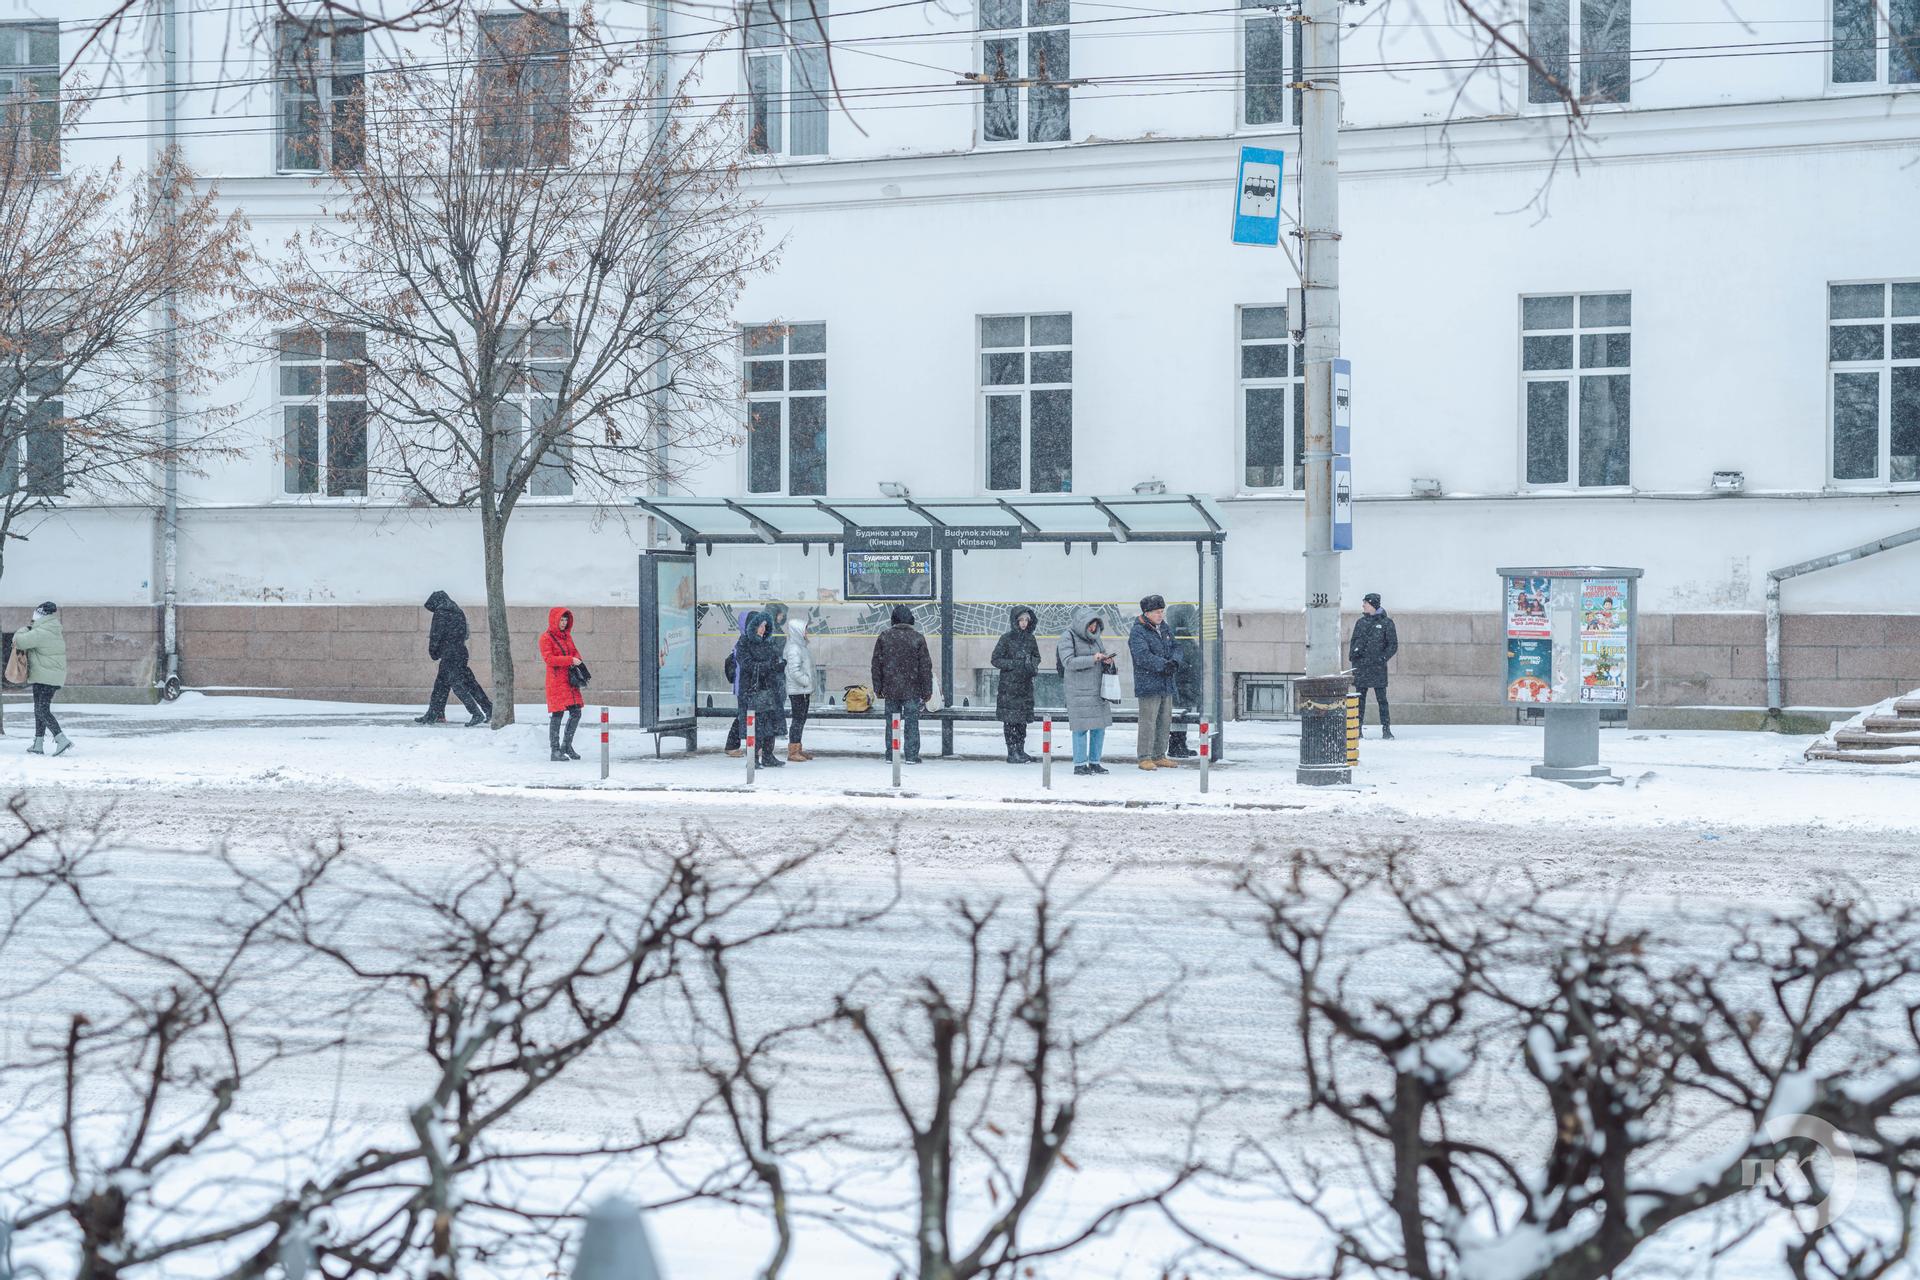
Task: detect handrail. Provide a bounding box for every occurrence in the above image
[1766,523,1920,714]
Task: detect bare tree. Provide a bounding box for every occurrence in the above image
[1184,845,1920,1280]
[0,89,251,584]
[272,8,774,726]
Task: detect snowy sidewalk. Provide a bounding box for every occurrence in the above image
[3,693,1916,833]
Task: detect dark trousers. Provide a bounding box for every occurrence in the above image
[882,698,923,761]
[1001,721,1028,755]
[427,658,491,719]
[548,706,581,752]
[32,683,61,739]
[1356,683,1390,728]
[726,708,744,751]
[789,694,811,745]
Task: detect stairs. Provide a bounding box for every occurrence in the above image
[1806,692,1920,764]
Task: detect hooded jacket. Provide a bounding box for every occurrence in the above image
[870,604,932,702]
[424,591,470,664]
[1166,604,1201,707]
[1055,608,1113,729]
[736,611,787,711]
[538,606,583,712]
[1349,609,1399,688]
[11,611,66,688]
[990,605,1041,722]
[783,617,817,696]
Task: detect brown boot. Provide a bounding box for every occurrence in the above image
[787,742,811,763]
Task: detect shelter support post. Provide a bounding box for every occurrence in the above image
[1209,540,1226,762]
[939,547,955,758]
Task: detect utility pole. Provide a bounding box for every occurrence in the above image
[1294,0,1351,785]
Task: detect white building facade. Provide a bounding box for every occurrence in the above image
[4,0,1918,723]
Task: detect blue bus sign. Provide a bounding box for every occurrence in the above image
[1231,145,1284,247]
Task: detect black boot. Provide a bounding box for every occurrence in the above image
[1167,731,1193,759]
[562,714,582,760]
[1382,725,1396,740]
[414,712,445,725]
[549,713,566,762]
[759,744,784,768]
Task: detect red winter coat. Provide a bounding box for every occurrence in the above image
[538,606,583,712]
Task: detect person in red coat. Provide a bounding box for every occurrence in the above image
[539,605,586,761]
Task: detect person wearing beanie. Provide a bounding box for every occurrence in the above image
[870,603,932,764]
[1128,593,1182,769]
[1348,592,1399,739]
[13,602,72,755]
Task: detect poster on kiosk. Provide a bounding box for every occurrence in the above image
[1498,568,1640,708]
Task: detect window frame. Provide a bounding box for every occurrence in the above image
[1236,303,1305,494]
[744,0,831,159]
[1523,0,1633,110]
[1237,0,1301,131]
[492,326,575,500]
[977,0,1071,147]
[0,21,60,174]
[739,322,828,496]
[1828,0,1920,90]
[476,9,573,170]
[979,311,1073,495]
[276,328,370,501]
[274,20,365,173]
[1518,291,1633,492]
[1826,278,1920,489]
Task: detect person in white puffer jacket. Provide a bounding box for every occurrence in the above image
[783,616,818,762]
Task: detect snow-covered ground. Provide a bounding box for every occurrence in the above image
[3,695,1918,1278]
[3,692,1916,834]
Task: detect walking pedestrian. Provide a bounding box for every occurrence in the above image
[415,590,492,726]
[1349,592,1399,740]
[12,602,70,756]
[724,611,753,757]
[783,615,816,762]
[990,605,1041,764]
[1165,603,1200,759]
[1128,594,1181,770]
[1056,608,1115,776]
[538,606,586,762]
[870,603,931,764]
[737,610,787,769]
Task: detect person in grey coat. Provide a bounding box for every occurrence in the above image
[12,601,71,755]
[1055,607,1116,775]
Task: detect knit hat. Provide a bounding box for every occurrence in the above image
[1363,593,1382,608]
[33,601,57,617]
[1140,593,1166,614]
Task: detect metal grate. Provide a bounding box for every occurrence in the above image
[1236,672,1300,720]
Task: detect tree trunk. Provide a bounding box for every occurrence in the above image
[482,517,515,728]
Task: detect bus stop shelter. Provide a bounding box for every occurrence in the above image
[632,494,1229,759]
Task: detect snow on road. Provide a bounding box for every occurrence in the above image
[2,696,1918,1277]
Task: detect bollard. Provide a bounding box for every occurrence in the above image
[1041,716,1053,790]
[890,713,902,789]
[1345,693,1360,768]
[1199,718,1211,794]
[600,706,610,780]
[745,710,756,784]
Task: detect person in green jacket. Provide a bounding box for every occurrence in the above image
[12,601,71,755]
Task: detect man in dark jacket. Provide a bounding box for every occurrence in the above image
[1128,594,1181,769]
[1349,592,1399,739]
[416,590,492,726]
[1165,603,1200,758]
[870,603,932,764]
[991,605,1041,764]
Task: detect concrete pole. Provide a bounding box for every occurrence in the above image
[1293,0,1352,786]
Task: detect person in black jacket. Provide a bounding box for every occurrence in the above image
[1165,603,1201,758]
[990,605,1041,764]
[736,610,788,768]
[870,604,932,764]
[416,590,492,726]
[1348,592,1399,739]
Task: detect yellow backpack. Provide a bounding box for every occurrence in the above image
[843,684,873,713]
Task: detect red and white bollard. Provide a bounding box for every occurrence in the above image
[1199,719,1211,794]
[890,713,902,789]
[1041,716,1053,790]
[599,706,610,780]
[745,710,757,784]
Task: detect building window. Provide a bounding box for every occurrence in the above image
[741,323,826,495]
[279,330,368,497]
[1526,0,1631,105]
[0,23,59,172]
[980,0,1069,144]
[493,328,573,497]
[746,0,829,157]
[1830,282,1920,485]
[981,313,1071,493]
[2,335,64,499]
[1833,0,1920,86]
[276,22,364,171]
[478,11,571,168]
[1241,0,1300,128]
[1521,293,1630,489]
[1240,306,1304,491]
